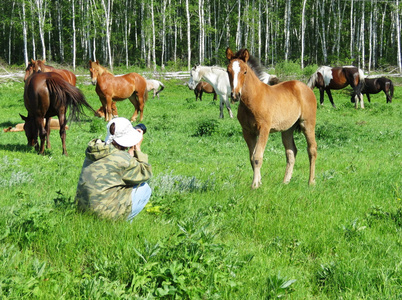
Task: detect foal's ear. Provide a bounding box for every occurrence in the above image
[20,113,28,121]
[241,49,250,63]
[226,47,234,60]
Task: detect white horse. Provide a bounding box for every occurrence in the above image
[146,79,165,99]
[188,65,233,119]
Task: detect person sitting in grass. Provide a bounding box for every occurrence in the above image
[75,117,152,221]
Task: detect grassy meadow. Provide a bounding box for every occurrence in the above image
[0,69,401,299]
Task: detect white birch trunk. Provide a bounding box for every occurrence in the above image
[236,0,241,48]
[161,0,167,70]
[186,0,191,70]
[56,0,64,62]
[71,0,76,70]
[396,0,402,73]
[198,0,205,64]
[35,0,47,61]
[301,0,307,68]
[284,0,291,61]
[151,0,156,71]
[101,0,113,71]
[22,0,28,66]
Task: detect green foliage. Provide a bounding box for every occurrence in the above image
[193,118,219,136]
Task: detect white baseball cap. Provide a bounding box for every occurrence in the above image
[105,117,142,147]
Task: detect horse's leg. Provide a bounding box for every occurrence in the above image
[129,95,139,122]
[366,93,371,103]
[199,90,203,101]
[357,93,364,109]
[45,117,52,149]
[37,116,46,155]
[250,127,270,189]
[219,95,224,118]
[58,112,68,156]
[222,95,233,118]
[325,89,337,108]
[242,129,259,188]
[105,96,114,122]
[319,88,325,105]
[300,120,317,185]
[281,129,297,184]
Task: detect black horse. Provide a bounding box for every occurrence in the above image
[361,77,394,103]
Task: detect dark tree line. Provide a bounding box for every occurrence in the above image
[0,0,401,72]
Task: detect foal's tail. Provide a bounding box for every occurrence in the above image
[46,77,95,122]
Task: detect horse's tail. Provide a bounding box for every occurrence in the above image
[46,77,95,122]
[306,72,317,89]
[157,81,165,93]
[389,80,394,98]
[355,68,366,95]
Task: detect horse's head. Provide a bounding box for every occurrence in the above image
[226,49,250,101]
[24,62,35,82]
[187,65,201,90]
[89,67,99,85]
[20,113,39,150]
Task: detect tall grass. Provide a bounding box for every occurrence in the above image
[0,72,401,299]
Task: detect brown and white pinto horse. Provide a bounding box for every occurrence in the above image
[22,72,93,155]
[226,48,317,189]
[24,59,77,86]
[89,60,148,122]
[307,66,365,108]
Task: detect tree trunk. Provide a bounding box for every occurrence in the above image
[22,0,28,66]
[396,0,402,73]
[186,0,191,69]
[301,0,307,68]
[35,0,47,61]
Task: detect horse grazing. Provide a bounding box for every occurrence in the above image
[307,66,365,108]
[146,79,165,99]
[187,65,233,118]
[361,77,394,103]
[24,59,77,86]
[22,72,94,155]
[226,48,317,189]
[193,81,217,101]
[94,102,119,119]
[89,60,148,122]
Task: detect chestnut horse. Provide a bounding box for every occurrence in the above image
[193,81,217,101]
[226,48,317,189]
[307,66,365,108]
[89,60,148,122]
[22,72,94,155]
[24,59,77,86]
[361,77,394,103]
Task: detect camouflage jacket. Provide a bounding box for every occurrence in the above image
[75,139,152,219]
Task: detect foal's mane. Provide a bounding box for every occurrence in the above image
[232,49,267,82]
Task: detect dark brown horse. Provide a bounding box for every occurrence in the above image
[193,81,217,101]
[226,48,317,189]
[361,77,394,103]
[24,59,77,86]
[89,60,148,122]
[21,72,94,155]
[307,66,365,108]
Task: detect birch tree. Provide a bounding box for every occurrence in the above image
[34,0,47,61]
[100,0,113,70]
[395,0,402,73]
[21,0,29,66]
[301,0,307,68]
[185,0,191,70]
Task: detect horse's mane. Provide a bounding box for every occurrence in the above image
[232,49,267,83]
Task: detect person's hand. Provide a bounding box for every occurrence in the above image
[133,129,144,152]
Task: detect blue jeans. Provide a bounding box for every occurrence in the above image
[127,182,152,222]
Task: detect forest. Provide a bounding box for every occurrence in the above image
[0,0,401,73]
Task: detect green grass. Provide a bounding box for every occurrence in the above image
[0,75,401,299]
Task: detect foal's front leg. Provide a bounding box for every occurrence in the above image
[250,128,270,189]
